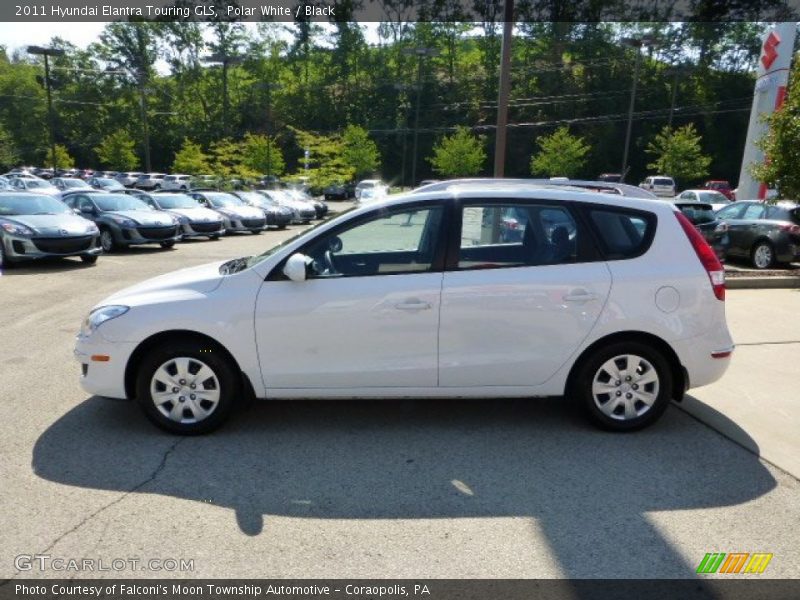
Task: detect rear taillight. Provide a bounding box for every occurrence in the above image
[778,223,800,234]
[675,211,725,301]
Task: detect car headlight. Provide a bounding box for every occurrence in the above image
[80,305,129,336]
[86,223,99,233]
[1,222,35,236]
[109,216,137,227]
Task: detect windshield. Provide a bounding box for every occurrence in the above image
[236,192,264,205]
[678,203,716,224]
[698,191,727,203]
[206,193,244,207]
[62,179,88,188]
[26,180,52,189]
[154,194,199,209]
[246,206,358,269]
[97,178,122,187]
[94,194,151,212]
[0,194,70,216]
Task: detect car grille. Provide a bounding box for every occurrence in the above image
[137,226,178,240]
[241,218,265,228]
[33,235,94,253]
[191,221,222,233]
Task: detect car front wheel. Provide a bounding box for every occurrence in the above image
[135,341,239,434]
[80,254,98,265]
[573,341,672,432]
[160,240,176,249]
[99,229,115,253]
[751,241,774,269]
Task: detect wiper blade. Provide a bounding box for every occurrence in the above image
[219,256,253,275]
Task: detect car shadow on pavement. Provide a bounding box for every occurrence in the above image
[32,396,776,578]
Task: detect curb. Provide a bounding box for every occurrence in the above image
[727,276,800,289]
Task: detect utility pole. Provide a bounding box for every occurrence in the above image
[138,80,151,172]
[402,47,438,188]
[393,83,412,189]
[27,46,65,172]
[493,0,514,177]
[620,34,657,182]
[667,66,687,129]
[255,81,280,179]
[203,53,245,137]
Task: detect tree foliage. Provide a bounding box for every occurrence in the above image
[50,144,75,169]
[751,60,800,199]
[0,124,18,169]
[240,133,285,177]
[645,124,711,185]
[530,126,591,178]
[95,130,138,170]
[428,127,486,177]
[172,138,211,174]
[288,127,353,189]
[341,125,380,179]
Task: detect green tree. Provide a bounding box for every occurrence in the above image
[240,133,285,177]
[53,144,75,169]
[210,138,247,179]
[0,124,18,169]
[288,127,353,190]
[172,138,210,174]
[428,127,486,177]
[645,124,711,185]
[95,130,138,170]
[341,125,380,180]
[530,126,591,178]
[751,61,800,199]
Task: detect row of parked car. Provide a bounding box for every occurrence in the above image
[0,186,329,268]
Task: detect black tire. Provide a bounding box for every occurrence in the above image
[572,341,673,432]
[135,340,239,435]
[209,234,221,240]
[278,225,287,230]
[251,229,262,235]
[99,228,115,253]
[80,254,98,265]
[750,240,774,269]
[160,240,176,249]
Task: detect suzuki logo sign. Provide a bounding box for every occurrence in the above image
[761,31,780,70]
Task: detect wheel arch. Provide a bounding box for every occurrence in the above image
[124,329,256,402]
[565,331,686,402]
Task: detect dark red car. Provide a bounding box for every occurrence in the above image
[704,180,735,200]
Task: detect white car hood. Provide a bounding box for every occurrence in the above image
[100,260,227,308]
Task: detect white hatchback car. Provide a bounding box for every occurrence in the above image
[75,183,734,434]
[640,175,676,197]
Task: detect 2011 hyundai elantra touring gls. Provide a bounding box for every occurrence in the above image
[75,182,734,434]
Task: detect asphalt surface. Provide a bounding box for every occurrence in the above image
[1,211,798,579]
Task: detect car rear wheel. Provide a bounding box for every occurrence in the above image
[80,254,98,265]
[160,240,175,249]
[573,341,672,432]
[99,229,115,253]
[135,341,239,434]
[751,241,774,269]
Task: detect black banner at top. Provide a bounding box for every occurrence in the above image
[2,0,800,22]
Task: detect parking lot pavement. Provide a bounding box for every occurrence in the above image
[681,288,800,478]
[0,231,799,579]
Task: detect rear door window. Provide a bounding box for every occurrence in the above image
[742,204,766,220]
[716,204,745,220]
[587,207,655,259]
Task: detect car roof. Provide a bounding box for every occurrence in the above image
[412,178,658,199]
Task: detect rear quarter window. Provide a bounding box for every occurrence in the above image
[586,207,656,260]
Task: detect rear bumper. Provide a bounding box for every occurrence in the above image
[671,333,734,391]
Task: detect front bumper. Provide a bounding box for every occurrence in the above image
[74,333,136,399]
[181,221,225,238]
[225,217,266,233]
[2,232,102,260]
[115,225,182,246]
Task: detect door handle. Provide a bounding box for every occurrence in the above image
[563,291,598,302]
[395,299,432,310]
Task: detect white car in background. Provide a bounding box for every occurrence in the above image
[675,189,733,212]
[161,174,193,191]
[355,179,386,200]
[9,177,61,197]
[640,176,676,197]
[115,172,143,187]
[75,181,733,435]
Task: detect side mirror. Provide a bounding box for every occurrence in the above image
[72,208,81,215]
[80,206,94,214]
[283,253,309,282]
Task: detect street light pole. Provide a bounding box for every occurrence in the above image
[138,81,151,172]
[255,81,280,178]
[203,53,245,137]
[493,0,514,178]
[403,47,438,187]
[620,35,656,182]
[27,46,65,172]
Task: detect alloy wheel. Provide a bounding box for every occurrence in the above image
[752,243,773,269]
[150,357,221,424]
[591,354,660,421]
[100,230,114,252]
